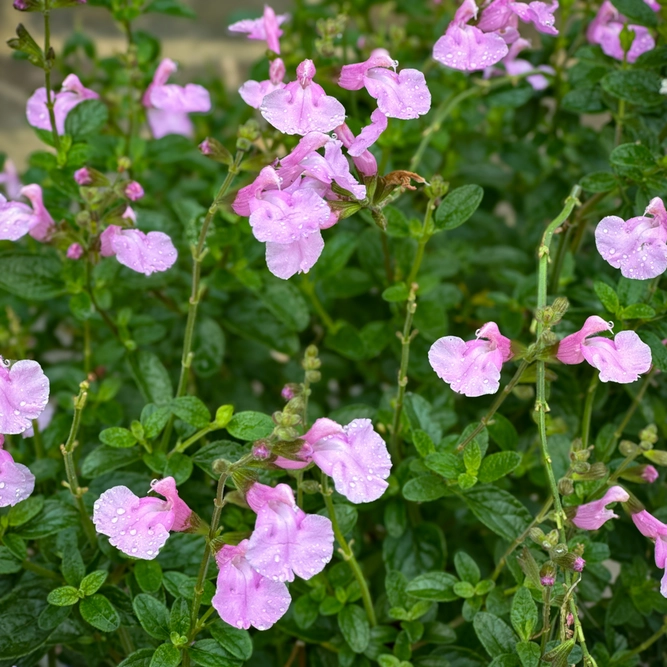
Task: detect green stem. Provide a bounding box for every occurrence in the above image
[43,0,61,152]
[406,197,436,286]
[161,151,244,450]
[627,623,667,656]
[21,559,61,580]
[32,418,45,459]
[456,359,530,452]
[610,369,655,446]
[569,596,597,666]
[535,185,581,535]
[389,284,418,462]
[122,20,136,157]
[188,472,228,642]
[491,498,553,581]
[322,475,377,627]
[581,372,599,450]
[169,424,216,457]
[302,274,335,332]
[60,382,97,547]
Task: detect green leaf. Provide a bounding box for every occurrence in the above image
[325,323,367,361]
[638,331,667,372]
[133,351,174,406]
[405,572,459,602]
[16,499,79,539]
[487,413,519,451]
[118,648,155,667]
[149,644,182,667]
[226,411,274,440]
[434,185,484,231]
[454,552,481,585]
[478,452,521,484]
[170,396,211,429]
[188,638,239,667]
[473,612,518,658]
[7,494,44,526]
[79,570,108,596]
[594,281,620,315]
[610,0,657,26]
[0,545,21,574]
[210,621,253,661]
[462,485,532,541]
[193,440,246,478]
[0,251,63,300]
[81,445,141,478]
[135,560,163,593]
[601,70,664,106]
[3,534,27,562]
[382,283,410,302]
[453,581,476,598]
[142,404,172,439]
[79,594,120,632]
[413,429,436,457]
[170,598,191,636]
[64,99,109,140]
[193,317,226,378]
[580,172,617,193]
[383,524,446,579]
[610,143,655,179]
[463,440,482,474]
[261,281,310,332]
[511,587,538,642]
[99,427,137,448]
[516,641,541,667]
[620,303,655,319]
[47,586,80,607]
[338,605,371,653]
[145,0,196,18]
[425,452,464,479]
[402,474,448,502]
[317,503,358,535]
[133,593,170,640]
[561,87,605,113]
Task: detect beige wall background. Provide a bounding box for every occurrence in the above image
[0,0,292,166]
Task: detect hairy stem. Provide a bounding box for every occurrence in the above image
[60,381,97,547]
[456,359,530,452]
[43,0,61,152]
[406,197,436,287]
[321,475,377,627]
[161,151,244,450]
[581,372,599,450]
[628,623,667,656]
[389,283,418,462]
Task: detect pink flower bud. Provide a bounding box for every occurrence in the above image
[252,443,271,459]
[199,138,212,155]
[281,385,295,401]
[540,575,555,587]
[573,556,586,572]
[67,243,84,260]
[643,465,660,484]
[124,181,144,201]
[74,167,92,185]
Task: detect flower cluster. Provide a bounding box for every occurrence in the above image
[433,0,558,73]
[0,357,50,508]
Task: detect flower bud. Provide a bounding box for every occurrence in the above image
[305,370,321,383]
[553,549,586,572]
[124,180,144,201]
[639,424,659,446]
[571,461,590,475]
[529,527,546,544]
[619,440,639,457]
[544,529,559,548]
[74,167,93,185]
[284,396,305,415]
[424,174,448,200]
[117,156,131,172]
[198,137,233,165]
[274,426,299,441]
[212,458,231,475]
[252,442,271,460]
[301,480,321,495]
[625,492,645,515]
[66,243,84,260]
[558,477,574,496]
[540,561,557,587]
[281,383,300,401]
[643,449,667,466]
[238,119,260,142]
[215,405,233,428]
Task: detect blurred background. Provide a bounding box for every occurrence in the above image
[0,0,291,166]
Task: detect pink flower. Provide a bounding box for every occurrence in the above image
[228,5,289,54]
[142,59,211,139]
[22,398,56,438]
[572,556,586,572]
[245,482,334,582]
[540,575,555,586]
[485,38,555,90]
[587,1,655,63]
[335,123,378,177]
[595,198,667,280]
[642,465,659,483]
[557,316,652,384]
[260,60,346,136]
[0,357,50,435]
[299,140,367,200]
[571,485,629,530]
[100,225,178,276]
[66,243,84,260]
[19,184,55,241]
[74,167,92,186]
[92,477,192,560]
[428,322,513,397]
[339,49,431,120]
[0,159,22,200]
[0,435,35,507]
[26,74,99,135]
[277,418,392,504]
[239,58,286,109]
[347,108,388,158]
[632,509,667,596]
[477,0,559,37]
[433,0,509,71]
[124,181,144,201]
[212,539,291,630]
